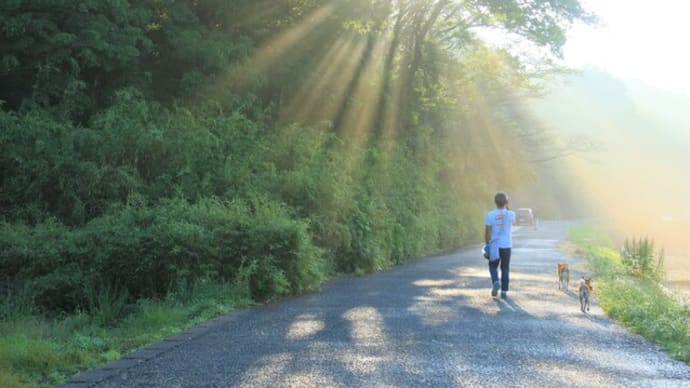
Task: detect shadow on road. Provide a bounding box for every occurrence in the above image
[64,220,690,387]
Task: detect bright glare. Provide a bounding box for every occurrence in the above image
[528,1,690,291]
[563,0,690,96]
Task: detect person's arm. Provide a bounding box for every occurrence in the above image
[484,225,492,245]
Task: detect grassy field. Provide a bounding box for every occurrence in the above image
[0,280,251,387]
[568,223,690,363]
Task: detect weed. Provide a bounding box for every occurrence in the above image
[86,283,130,327]
[620,237,665,281]
[0,279,250,387]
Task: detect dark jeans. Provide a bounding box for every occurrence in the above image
[489,247,511,292]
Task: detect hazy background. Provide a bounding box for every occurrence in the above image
[486,0,688,294]
[516,68,690,294]
[564,0,690,97]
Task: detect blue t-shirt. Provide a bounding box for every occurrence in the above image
[485,208,515,259]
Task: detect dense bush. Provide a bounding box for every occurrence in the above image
[0,90,268,225]
[257,123,484,273]
[0,219,88,313]
[1,98,485,314]
[0,83,492,315]
[0,109,139,225]
[0,197,325,314]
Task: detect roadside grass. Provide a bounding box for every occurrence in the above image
[0,280,251,387]
[568,223,690,363]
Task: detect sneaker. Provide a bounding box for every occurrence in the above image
[491,282,500,297]
[500,291,508,299]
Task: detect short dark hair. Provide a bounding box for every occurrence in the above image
[494,192,509,206]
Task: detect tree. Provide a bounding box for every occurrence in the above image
[0,0,151,120]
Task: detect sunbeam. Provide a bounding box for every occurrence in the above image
[237,4,335,83]
[280,34,367,124]
[338,36,391,144]
[205,3,336,100]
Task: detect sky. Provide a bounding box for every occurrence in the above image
[562,0,690,97]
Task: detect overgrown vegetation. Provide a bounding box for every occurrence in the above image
[0,279,248,387]
[620,237,665,281]
[1,1,595,386]
[568,223,690,363]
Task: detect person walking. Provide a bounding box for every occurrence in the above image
[485,192,515,298]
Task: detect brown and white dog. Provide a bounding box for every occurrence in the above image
[557,262,570,291]
[578,277,593,313]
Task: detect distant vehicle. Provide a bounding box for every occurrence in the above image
[514,208,535,226]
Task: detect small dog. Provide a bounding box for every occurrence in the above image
[557,262,570,291]
[578,277,593,313]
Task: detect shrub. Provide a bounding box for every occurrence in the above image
[0,196,326,314]
[620,237,665,281]
[0,109,140,225]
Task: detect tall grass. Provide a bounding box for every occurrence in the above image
[620,237,665,281]
[569,223,690,363]
[0,279,249,387]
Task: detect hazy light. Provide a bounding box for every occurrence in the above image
[338,37,391,147]
[563,0,690,96]
[210,4,336,95]
[280,35,367,123]
[528,84,690,287]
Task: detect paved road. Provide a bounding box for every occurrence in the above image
[61,221,690,387]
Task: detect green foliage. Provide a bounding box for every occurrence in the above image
[597,277,690,362]
[620,237,665,281]
[0,332,73,386]
[0,0,272,120]
[0,278,248,387]
[0,108,138,225]
[0,0,152,119]
[1,197,325,313]
[0,0,591,310]
[85,284,130,328]
[569,223,690,364]
[0,90,269,225]
[0,1,597,384]
[255,122,481,274]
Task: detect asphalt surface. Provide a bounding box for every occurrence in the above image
[60,220,690,387]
